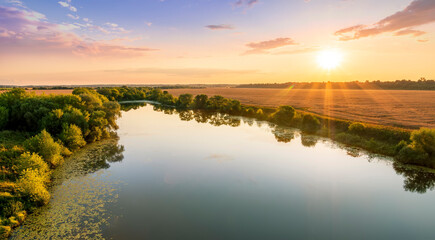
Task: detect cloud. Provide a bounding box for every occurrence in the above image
[394,29,426,37]
[205,24,234,30]
[243,37,298,55]
[335,0,435,40]
[5,0,25,7]
[0,6,155,57]
[58,1,77,12]
[67,13,79,20]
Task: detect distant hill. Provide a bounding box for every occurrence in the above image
[234,79,435,90]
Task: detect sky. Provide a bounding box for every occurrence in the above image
[0,0,434,85]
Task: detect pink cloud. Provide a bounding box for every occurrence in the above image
[243,37,298,55]
[335,0,435,40]
[0,6,155,57]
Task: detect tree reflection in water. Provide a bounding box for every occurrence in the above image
[393,163,435,194]
[121,102,435,194]
[272,125,296,143]
[52,137,125,180]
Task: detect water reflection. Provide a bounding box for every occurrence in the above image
[272,125,296,143]
[123,102,435,195]
[55,137,125,178]
[301,134,318,147]
[393,163,435,194]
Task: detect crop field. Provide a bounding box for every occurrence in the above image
[0,89,74,95]
[27,89,74,95]
[168,88,435,129]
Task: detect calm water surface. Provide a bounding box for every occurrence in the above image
[12,104,435,239]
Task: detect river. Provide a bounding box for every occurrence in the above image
[11,103,435,239]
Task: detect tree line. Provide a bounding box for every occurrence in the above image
[235,79,435,90]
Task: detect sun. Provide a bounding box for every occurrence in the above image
[317,49,343,70]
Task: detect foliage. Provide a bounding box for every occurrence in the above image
[17,169,50,205]
[176,94,194,108]
[271,106,295,126]
[0,226,11,239]
[59,124,86,151]
[410,128,435,156]
[12,152,50,181]
[193,94,208,109]
[396,128,435,167]
[0,87,122,238]
[301,114,321,133]
[24,130,64,167]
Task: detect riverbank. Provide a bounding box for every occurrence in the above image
[9,138,123,239]
[0,88,122,239]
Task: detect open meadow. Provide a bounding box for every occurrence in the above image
[168,88,435,129]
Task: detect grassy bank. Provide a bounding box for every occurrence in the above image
[97,87,435,168]
[0,88,121,238]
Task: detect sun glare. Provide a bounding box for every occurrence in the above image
[317,49,343,70]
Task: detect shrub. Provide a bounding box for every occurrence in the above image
[271,106,295,125]
[396,145,430,166]
[245,107,256,117]
[302,114,321,133]
[177,94,193,108]
[0,226,11,238]
[13,152,50,181]
[59,124,86,151]
[24,130,64,167]
[410,128,435,156]
[17,169,50,206]
[348,122,366,135]
[395,140,408,154]
[395,128,435,167]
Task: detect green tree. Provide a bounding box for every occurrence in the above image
[271,106,295,125]
[59,124,86,151]
[177,94,193,108]
[24,130,64,167]
[13,152,50,180]
[193,94,208,109]
[302,114,321,133]
[411,128,435,156]
[17,169,50,205]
